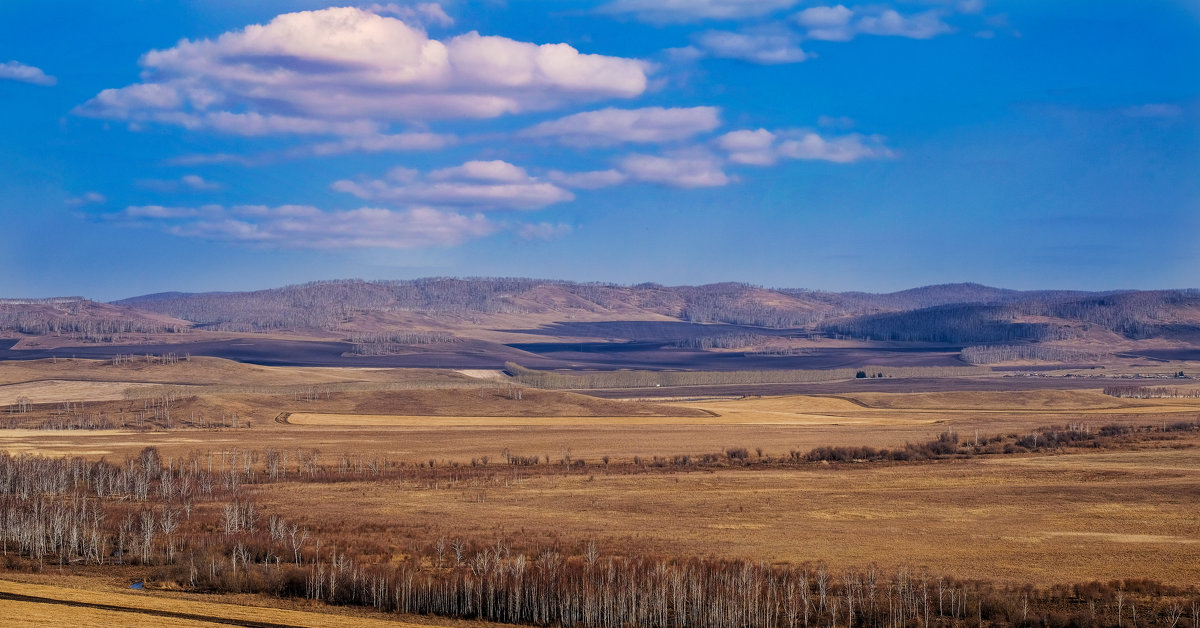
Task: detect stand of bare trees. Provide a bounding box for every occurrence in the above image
[348,332,460,355]
[961,345,1106,365]
[0,444,1197,627]
[1103,386,1200,399]
[0,298,187,342]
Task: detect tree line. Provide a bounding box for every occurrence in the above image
[960,345,1105,365]
[0,445,1197,628]
[504,363,988,390]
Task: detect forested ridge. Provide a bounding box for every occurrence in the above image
[4,281,1198,351]
[114,279,1200,342]
[0,297,190,342]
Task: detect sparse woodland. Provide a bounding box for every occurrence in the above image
[504,363,988,390]
[1,420,1198,627]
[0,298,187,342]
[960,345,1106,365]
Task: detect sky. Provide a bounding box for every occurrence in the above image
[1,0,1197,300]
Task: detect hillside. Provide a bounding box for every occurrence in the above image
[0,297,191,342]
[0,280,1192,370]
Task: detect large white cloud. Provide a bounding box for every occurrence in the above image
[76,7,648,134]
[718,128,894,164]
[332,159,575,209]
[0,61,56,86]
[523,106,721,146]
[601,0,799,23]
[119,203,498,248]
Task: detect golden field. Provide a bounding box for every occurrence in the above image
[0,356,1198,623]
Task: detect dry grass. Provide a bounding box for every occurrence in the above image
[0,379,169,405]
[256,444,1200,587]
[2,358,1199,595]
[0,356,466,388]
[2,388,1198,463]
[0,578,461,627]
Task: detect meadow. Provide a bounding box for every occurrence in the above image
[0,356,1198,626]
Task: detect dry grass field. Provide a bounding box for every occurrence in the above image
[251,444,1200,587]
[4,375,1197,464]
[0,577,489,627]
[1,356,1198,625]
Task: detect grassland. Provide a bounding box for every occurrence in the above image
[0,356,1198,625]
[257,446,1200,586]
[0,577,487,627]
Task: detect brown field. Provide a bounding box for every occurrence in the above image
[255,445,1200,586]
[4,379,1198,463]
[0,577,485,627]
[1,356,1199,623]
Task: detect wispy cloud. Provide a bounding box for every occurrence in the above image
[66,191,107,206]
[361,2,454,27]
[794,6,954,41]
[522,107,721,146]
[116,204,500,249]
[76,7,649,136]
[332,160,575,210]
[693,29,807,64]
[717,128,894,164]
[600,0,800,23]
[547,169,630,189]
[136,174,224,192]
[0,61,56,86]
[619,151,731,187]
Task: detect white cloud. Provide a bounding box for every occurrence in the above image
[716,128,778,165]
[430,160,531,183]
[523,106,721,146]
[332,159,575,210]
[305,132,454,156]
[778,133,893,162]
[0,61,56,86]
[122,204,212,219]
[76,7,648,135]
[793,5,855,41]
[794,6,953,41]
[362,2,454,27]
[66,192,107,206]
[601,0,799,23]
[857,10,954,39]
[619,152,731,187]
[137,174,224,192]
[119,203,498,248]
[694,30,807,64]
[547,169,630,189]
[518,222,573,240]
[717,128,894,164]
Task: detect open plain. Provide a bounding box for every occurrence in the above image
[1,351,1198,626]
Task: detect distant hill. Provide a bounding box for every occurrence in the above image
[0,297,191,342]
[110,279,1200,347]
[1,279,1194,366]
[820,290,1200,344]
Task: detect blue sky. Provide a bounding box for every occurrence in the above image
[1,0,1196,300]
